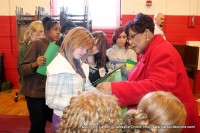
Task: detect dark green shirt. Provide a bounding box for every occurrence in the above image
[17,42,30,69]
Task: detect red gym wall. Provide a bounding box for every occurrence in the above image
[0,0,200,91]
[0,15,200,91]
[0,16,18,88]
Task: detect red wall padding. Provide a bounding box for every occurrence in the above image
[0,16,18,89]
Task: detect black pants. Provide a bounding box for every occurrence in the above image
[25,96,53,133]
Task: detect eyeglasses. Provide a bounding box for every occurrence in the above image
[128,33,139,41]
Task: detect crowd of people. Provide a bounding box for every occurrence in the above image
[18,12,200,133]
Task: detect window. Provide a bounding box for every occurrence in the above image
[57,0,120,29]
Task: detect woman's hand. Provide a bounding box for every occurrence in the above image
[36,56,46,66]
[32,56,46,68]
[96,82,112,94]
[31,56,46,69]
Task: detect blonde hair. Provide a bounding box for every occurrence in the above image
[56,91,122,133]
[59,27,94,72]
[23,20,44,44]
[123,91,186,133]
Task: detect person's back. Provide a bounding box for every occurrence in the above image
[154,13,166,40]
[123,91,187,133]
[140,39,200,133]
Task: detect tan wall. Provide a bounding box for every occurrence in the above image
[0,0,50,16]
[121,0,200,15]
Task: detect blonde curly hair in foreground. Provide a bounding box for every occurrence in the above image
[56,91,122,133]
[123,91,186,133]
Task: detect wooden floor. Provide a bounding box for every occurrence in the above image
[0,89,200,116]
[0,89,29,116]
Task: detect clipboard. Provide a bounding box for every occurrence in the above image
[91,67,122,86]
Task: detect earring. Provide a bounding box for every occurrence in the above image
[146,34,149,42]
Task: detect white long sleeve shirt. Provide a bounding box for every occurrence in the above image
[154,24,166,40]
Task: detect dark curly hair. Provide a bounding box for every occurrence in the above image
[125,13,155,36]
[42,16,59,31]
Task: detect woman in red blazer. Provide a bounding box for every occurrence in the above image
[97,13,200,133]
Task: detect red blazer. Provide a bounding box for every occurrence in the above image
[112,35,200,133]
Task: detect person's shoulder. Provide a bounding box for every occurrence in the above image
[32,38,47,44]
[127,48,135,52]
[31,38,50,48]
[47,53,76,75]
[107,45,115,52]
[126,48,137,57]
[30,39,41,46]
[151,41,176,59]
[106,47,112,54]
[20,43,28,50]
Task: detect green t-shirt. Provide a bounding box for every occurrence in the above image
[17,43,29,68]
